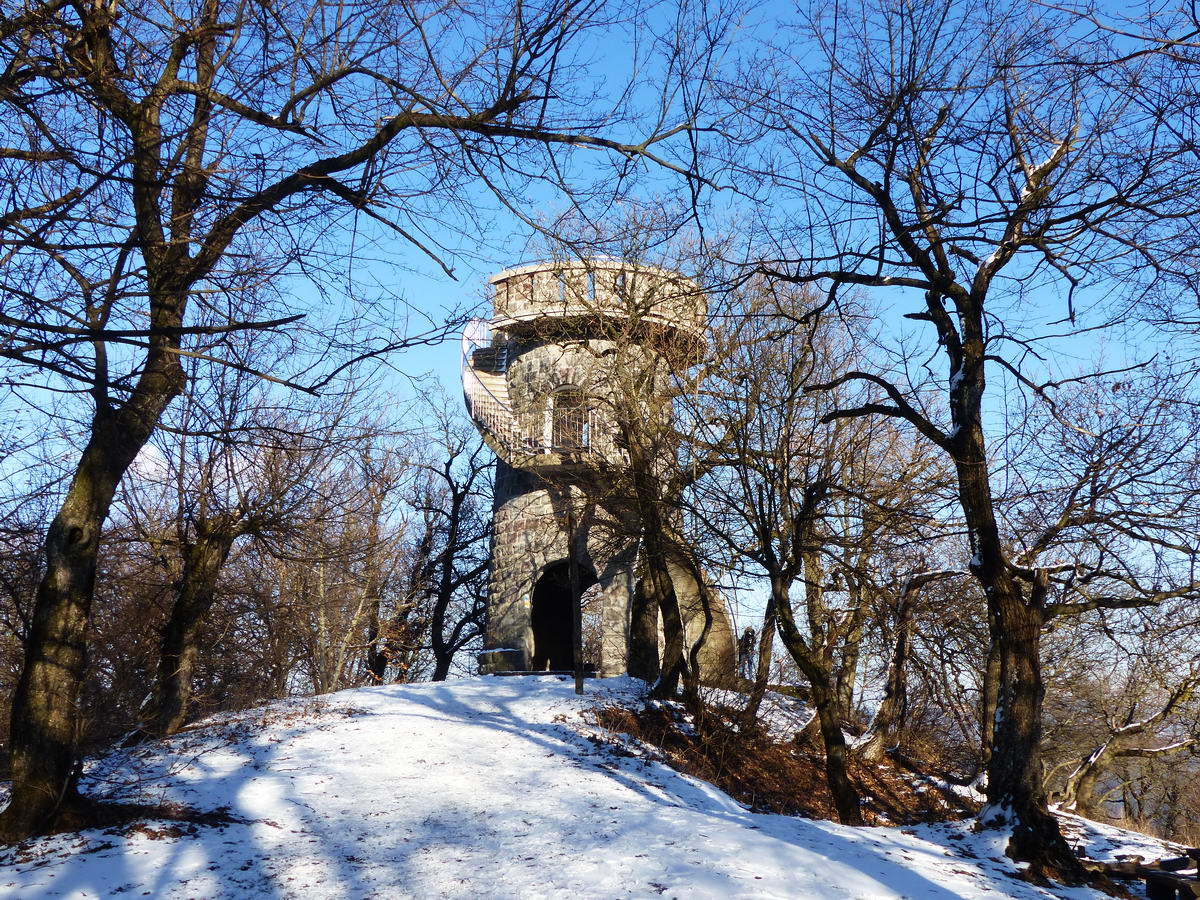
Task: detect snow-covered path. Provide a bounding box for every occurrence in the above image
[0,677,1172,898]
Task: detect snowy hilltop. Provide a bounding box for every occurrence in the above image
[0,676,1179,899]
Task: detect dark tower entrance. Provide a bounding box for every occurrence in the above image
[530,561,596,671]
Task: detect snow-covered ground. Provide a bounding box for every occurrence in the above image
[0,676,1182,899]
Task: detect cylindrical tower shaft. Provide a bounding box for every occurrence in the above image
[463,259,734,680]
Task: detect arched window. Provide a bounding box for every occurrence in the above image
[551,386,588,450]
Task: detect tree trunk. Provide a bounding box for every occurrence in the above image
[429,581,452,681]
[626,457,688,699]
[408,515,437,681]
[362,489,388,683]
[628,574,661,682]
[428,483,461,683]
[772,577,864,826]
[859,590,913,763]
[810,677,864,825]
[834,634,860,723]
[645,546,688,700]
[2,383,182,839]
[980,624,1001,777]
[986,584,1070,870]
[431,645,453,681]
[948,352,1082,876]
[1058,680,1200,819]
[145,528,237,737]
[1060,743,1111,819]
[681,557,714,713]
[742,593,777,725]
[834,586,865,720]
[365,613,387,683]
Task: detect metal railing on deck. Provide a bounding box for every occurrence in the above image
[462,320,520,455]
[461,319,622,464]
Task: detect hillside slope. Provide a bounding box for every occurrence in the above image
[0,676,1178,899]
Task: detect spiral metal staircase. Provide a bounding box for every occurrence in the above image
[461,318,520,459]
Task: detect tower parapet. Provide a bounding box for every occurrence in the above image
[489,260,706,357]
[462,260,705,469]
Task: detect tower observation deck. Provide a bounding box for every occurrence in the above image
[462,260,706,469]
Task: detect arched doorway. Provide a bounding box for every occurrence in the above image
[530,560,597,671]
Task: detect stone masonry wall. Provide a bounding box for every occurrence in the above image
[483,461,639,675]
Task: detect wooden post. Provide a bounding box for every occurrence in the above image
[567,497,584,695]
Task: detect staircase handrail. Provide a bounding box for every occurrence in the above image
[462,319,520,453]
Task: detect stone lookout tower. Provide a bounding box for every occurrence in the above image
[462,259,735,679]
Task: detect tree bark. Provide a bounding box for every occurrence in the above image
[834,625,861,724]
[363,488,389,684]
[834,580,866,720]
[2,373,183,839]
[145,528,238,738]
[987,585,1065,868]
[681,556,714,712]
[936,287,1081,877]
[980,624,1001,777]
[624,440,689,699]
[1060,745,1110,819]
[859,589,913,762]
[809,677,864,826]
[627,574,661,682]
[645,543,688,700]
[772,576,864,826]
[958,426,1077,872]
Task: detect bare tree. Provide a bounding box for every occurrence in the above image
[1058,665,1200,818]
[737,0,1200,871]
[413,411,491,683]
[856,569,966,763]
[123,349,386,737]
[0,0,722,837]
[365,401,490,684]
[685,284,949,824]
